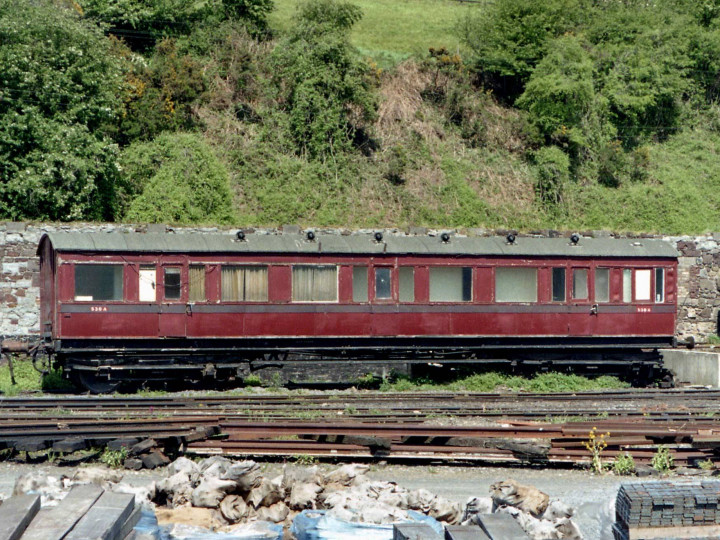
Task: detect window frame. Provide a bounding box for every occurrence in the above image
[73,262,125,302]
[352,265,369,304]
[221,264,270,303]
[188,264,207,303]
[655,267,665,303]
[634,268,653,303]
[162,265,183,302]
[594,267,610,304]
[398,266,415,303]
[494,266,538,304]
[291,264,339,303]
[571,267,590,302]
[373,266,394,302]
[429,266,473,303]
[551,267,566,303]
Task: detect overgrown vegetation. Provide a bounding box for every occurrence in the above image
[379,372,630,393]
[1,0,720,233]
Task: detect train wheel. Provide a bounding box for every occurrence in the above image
[74,371,120,394]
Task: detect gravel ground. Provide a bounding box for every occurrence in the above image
[0,461,631,539]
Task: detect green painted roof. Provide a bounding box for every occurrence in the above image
[39,232,678,258]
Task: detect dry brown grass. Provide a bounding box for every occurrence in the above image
[376,61,444,145]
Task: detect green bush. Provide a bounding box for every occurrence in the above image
[122,133,234,224]
[271,0,377,159]
[533,146,570,206]
[613,452,636,476]
[651,445,674,474]
[0,0,124,221]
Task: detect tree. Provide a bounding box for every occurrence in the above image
[516,35,596,148]
[457,0,584,101]
[0,0,124,221]
[122,133,234,224]
[271,0,377,160]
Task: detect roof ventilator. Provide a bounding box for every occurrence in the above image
[506,233,516,244]
[306,231,316,241]
[235,230,246,241]
[441,232,450,243]
[374,231,383,242]
[570,233,580,245]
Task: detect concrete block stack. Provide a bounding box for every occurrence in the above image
[614,480,720,539]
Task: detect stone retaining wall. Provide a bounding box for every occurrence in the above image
[1,222,718,342]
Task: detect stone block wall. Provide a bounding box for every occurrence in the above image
[1,222,718,342]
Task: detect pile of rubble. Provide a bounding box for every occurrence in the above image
[8,458,584,539]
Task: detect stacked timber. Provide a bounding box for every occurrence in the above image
[0,485,138,540]
[614,480,720,539]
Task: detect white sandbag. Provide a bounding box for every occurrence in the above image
[290,482,323,510]
[168,457,200,477]
[222,460,262,491]
[111,481,156,505]
[406,488,436,512]
[198,456,232,477]
[71,467,123,485]
[13,472,63,495]
[490,479,550,517]
[247,478,283,509]
[220,494,249,522]
[256,501,290,523]
[191,477,238,508]
[324,464,369,486]
[428,496,463,524]
[283,465,321,489]
[542,500,575,521]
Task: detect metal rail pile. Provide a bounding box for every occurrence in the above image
[0,389,719,466]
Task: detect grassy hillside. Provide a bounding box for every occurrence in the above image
[5,0,720,234]
[269,0,473,64]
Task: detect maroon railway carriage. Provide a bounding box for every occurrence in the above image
[38,231,678,391]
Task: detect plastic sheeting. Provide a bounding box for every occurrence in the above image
[291,509,442,540]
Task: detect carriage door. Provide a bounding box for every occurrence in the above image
[159,265,186,337]
[568,266,592,335]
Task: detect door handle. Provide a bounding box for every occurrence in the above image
[591,304,598,315]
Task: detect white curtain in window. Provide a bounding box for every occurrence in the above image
[222,266,268,301]
[293,265,337,301]
[189,266,205,302]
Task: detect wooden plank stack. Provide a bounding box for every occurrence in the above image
[614,480,720,540]
[0,486,138,540]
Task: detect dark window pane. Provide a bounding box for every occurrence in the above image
[375,268,391,299]
[75,265,123,301]
[655,268,664,303]
[552,268,565,302]
[164,268,181,300]
[462,267,472,302]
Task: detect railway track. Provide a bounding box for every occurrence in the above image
[0,388,719,467]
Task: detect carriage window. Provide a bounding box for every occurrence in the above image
[375,268,392,300]
[622,269,632,303]
[495,267,537,302]
[139,265,157,302]
[572,269,588,300]
[430,267,472,302]
[75,264,123,301]
[189,265,205,302]
[292,265,337,302]
[353,266,368,302]
[635,269,651,301]
[595,268,610,303]
[399,267,414,302]
[655,268,664,303]
[164,268,181,300]
[552,268,565,302]
[222,266,268,302]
